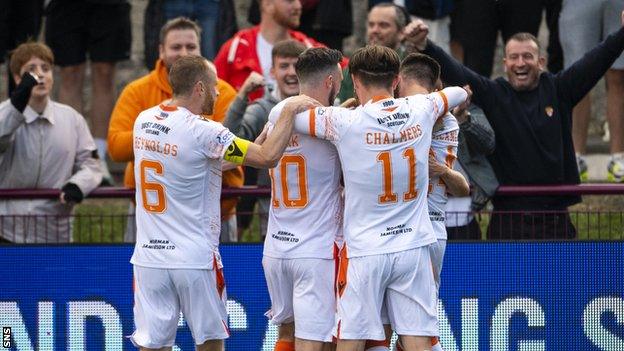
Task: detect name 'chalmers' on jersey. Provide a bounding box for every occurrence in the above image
[269,87,468,258]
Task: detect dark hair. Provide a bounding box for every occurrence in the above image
[399,53,441,91]
[505,32,541,54]
[348,45,400,89]
[370,2,410,31]
[295,47,342,83]
[169,55,212,97]
[10,41,54,77]
[160,17,201,44]
[272,40,306,63]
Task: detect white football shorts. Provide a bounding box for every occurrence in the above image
[130,260,229,348]
[335,246,437,340]
[262,256,336,342]
[429,239,447,289]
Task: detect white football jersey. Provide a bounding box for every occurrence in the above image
[270,87,467,257]
[263,100,344,259]
[427,113,459,240]
[131,104,236,269]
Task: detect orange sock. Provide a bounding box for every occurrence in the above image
[274,340,295,351]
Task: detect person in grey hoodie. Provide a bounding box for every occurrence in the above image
[223,40,306,239]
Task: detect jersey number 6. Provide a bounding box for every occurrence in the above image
[140,159,167,213]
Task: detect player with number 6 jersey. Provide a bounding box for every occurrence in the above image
[130,55,318,351]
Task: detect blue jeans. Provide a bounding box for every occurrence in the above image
[163,0,220,59]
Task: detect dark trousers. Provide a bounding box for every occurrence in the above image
[452,0,553,77]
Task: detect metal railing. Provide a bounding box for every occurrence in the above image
[0,184,623,243]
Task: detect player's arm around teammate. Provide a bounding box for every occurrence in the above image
[240,94,321,168]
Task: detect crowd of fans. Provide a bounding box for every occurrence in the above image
[1,0,624,243]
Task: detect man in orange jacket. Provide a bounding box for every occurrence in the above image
[215,0,347,101]
[108,17,242,242]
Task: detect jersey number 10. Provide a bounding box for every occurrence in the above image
[269,155,309,208]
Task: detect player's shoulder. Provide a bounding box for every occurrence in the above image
[432,113,460,140]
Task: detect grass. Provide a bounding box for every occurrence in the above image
[70,196,624,243]
[73,199,131,243]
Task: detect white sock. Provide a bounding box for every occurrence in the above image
[94,138,107,161]
[365,347,389,351]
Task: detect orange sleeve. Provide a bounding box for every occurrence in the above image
[107,83,143,162]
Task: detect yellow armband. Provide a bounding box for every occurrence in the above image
[223,137,251,165]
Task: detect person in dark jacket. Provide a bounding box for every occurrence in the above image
[405,11,624,239]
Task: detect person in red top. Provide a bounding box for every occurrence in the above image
[215,0,346,101]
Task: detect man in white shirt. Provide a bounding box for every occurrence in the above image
[269,45,468,351]
[130,55,318,351]
[264,47,344,351]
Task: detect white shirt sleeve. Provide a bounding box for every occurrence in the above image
[409,87,467,123]
[269,104,353,142]
[189,117,236,159]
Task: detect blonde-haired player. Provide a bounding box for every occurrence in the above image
[130,55,318,351]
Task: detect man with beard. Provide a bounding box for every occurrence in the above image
[405,11,624,239]
[130,55,318,351]
[263,47,344,351]
[215,0,347,102]
[223,40,306,239]
[108,17,243,242]
[337,2,411,103]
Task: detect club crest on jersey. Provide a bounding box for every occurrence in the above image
[155,111,169,120]
[545,106,554,117]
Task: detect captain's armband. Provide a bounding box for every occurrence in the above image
[223,137,251,165]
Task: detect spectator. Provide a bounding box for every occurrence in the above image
[337,2,411,103]
[108,17,241,242]
[560,0,624,182]
[215,0,346,101]
[370,0,454,53]
[406,11,624,239]
[0,42,102,243]
[143,0,238,68]
[248,0,353,52]
[45,0,131,185]
[0,0,44,97]
[450,0,554,78]
[223,40,305,239]
[445,104,498,240]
